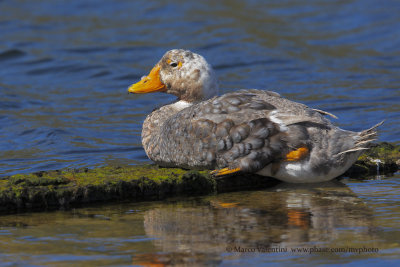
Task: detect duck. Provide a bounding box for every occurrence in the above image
[128,49,382,183]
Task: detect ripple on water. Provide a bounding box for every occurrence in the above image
[2,176,400,265]
[0,101,21,110]
[0,0,398,178]
[0,49,26,61]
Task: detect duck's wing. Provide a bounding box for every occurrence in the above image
[156,90,332,174]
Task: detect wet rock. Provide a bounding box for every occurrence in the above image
[343,142,400,178]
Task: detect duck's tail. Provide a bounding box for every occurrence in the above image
[335,121,384,156]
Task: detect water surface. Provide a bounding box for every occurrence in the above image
[0,0,399,176]
[1,175,400,266]
[0,1,400,265]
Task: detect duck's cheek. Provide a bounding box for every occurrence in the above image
[189,69,201,80]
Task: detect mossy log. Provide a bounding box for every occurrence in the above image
[0,142,398,214]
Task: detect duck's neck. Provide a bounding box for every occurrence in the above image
[141,100,193,158]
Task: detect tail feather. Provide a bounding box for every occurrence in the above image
[361,120,385,134]
[334,120,384,157]
[355,139,377,147]
[335,147,370,156]
[355,120,384,146]
[357,132,377,141]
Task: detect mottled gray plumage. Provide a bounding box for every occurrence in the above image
[131,49,382,183]
[142,89,381,182]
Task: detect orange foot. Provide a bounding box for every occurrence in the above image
[211,167,241,177]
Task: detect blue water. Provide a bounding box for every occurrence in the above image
[0,0,399,176]
[1,176,400,266]
[0,1,400,265]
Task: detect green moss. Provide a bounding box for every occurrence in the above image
[366,142,400,162]
[60,165,192,186]
[0,164,221,213]
[344,142,400,177]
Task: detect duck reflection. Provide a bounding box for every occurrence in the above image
[142,180,376,259]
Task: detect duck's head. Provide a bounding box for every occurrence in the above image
[128,49,218,102]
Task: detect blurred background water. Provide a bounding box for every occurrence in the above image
[1,1,400,266]
[0,0,399,176]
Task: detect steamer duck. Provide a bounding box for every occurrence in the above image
[128,49,381,183]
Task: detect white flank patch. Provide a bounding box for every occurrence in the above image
[284,162,303,175]
[275,161,338,183]
[257,152,361,183]
[257,161,332,183]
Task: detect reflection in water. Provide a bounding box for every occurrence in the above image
[1,177,400,265]
[141,181,377,265]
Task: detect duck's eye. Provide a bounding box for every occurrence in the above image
[170,62,178,67]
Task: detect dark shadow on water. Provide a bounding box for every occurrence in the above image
[89,70,111,78]
[20,57,53,65]
[25,64,78,75]
[0,49,26,61]
[0,101,21,110]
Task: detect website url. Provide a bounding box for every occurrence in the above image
[226,246,379,254]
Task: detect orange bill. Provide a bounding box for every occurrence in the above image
[128,65,166,94]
